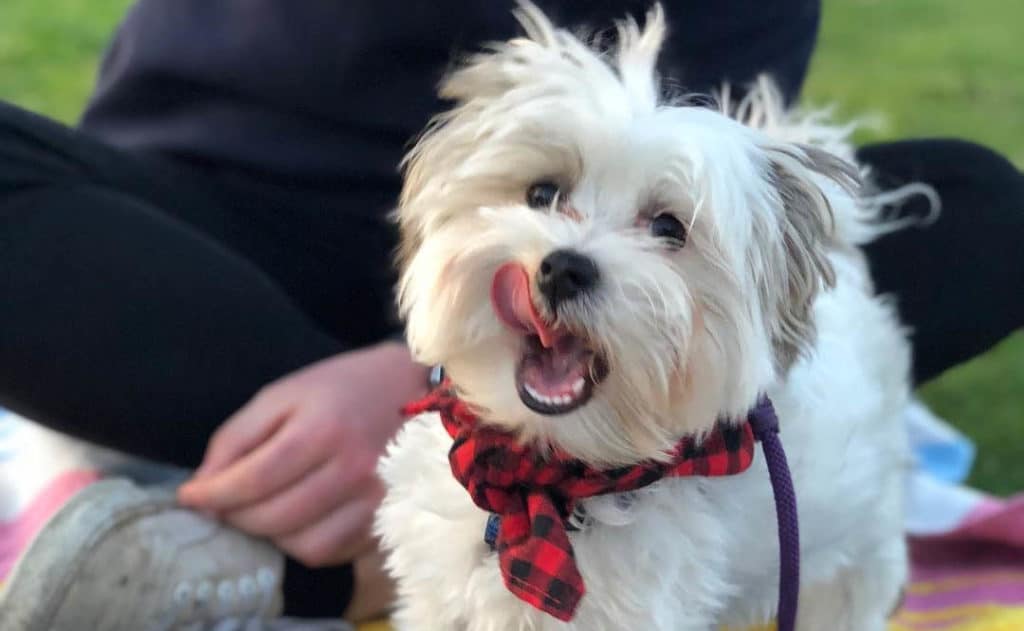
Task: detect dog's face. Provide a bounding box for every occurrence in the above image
[396,4,856,465]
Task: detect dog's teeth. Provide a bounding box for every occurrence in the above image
[524,382,583,408]
[524,384,542,402]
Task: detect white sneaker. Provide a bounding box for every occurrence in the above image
[0,478,286,631]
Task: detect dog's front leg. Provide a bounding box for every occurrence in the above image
[794,536,908,631]
[376,414,490,631]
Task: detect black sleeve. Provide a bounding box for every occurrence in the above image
[527,0,821,103]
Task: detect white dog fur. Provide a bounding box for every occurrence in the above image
[376,4,913,630]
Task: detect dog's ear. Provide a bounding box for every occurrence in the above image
[763,144,859,370]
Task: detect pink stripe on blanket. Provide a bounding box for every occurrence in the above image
[0,469,99,580]
[903,493,1024,614]
[911,540,1024,575]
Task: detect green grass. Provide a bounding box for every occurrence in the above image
[804,0,1024,497]
[0,0,131,123]
[0,0,1021,494]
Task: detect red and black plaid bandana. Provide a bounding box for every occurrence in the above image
[402,383,757,622]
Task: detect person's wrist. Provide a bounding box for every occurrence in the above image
[374,334,443,389]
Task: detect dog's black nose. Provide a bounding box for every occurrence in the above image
[537,249,599,309]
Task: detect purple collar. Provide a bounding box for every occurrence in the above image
[749,396,800,631]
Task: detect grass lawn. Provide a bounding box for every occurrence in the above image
[0,0,1021,494]
[804,0,1024,496]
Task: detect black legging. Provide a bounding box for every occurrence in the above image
[859,139,1024,382]
[0,102,379,617]
[0,101,1021,615]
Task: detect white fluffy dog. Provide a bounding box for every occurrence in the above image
[376,4,912,630]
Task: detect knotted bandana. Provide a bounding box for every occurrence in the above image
[402,383,757,621]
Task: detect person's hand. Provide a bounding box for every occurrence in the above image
[177,341,427,567]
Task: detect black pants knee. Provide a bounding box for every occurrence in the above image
[858,139,1024,384]
[0,101,394,617]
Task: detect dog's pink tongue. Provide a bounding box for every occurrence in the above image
[491,263,558,348]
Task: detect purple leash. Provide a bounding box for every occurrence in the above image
[749,396,800,631]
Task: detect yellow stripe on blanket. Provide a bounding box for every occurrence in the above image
[360,611,1024,631]
[890,606,1024,631]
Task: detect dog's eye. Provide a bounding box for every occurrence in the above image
[650,213,687,245]
[526,181,561,210]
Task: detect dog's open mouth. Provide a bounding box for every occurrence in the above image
[491,263,609,415]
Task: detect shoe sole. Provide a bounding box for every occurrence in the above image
[0,478,176,631]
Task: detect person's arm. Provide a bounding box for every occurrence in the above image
[655,0,820,104]
[529,0,820,103]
